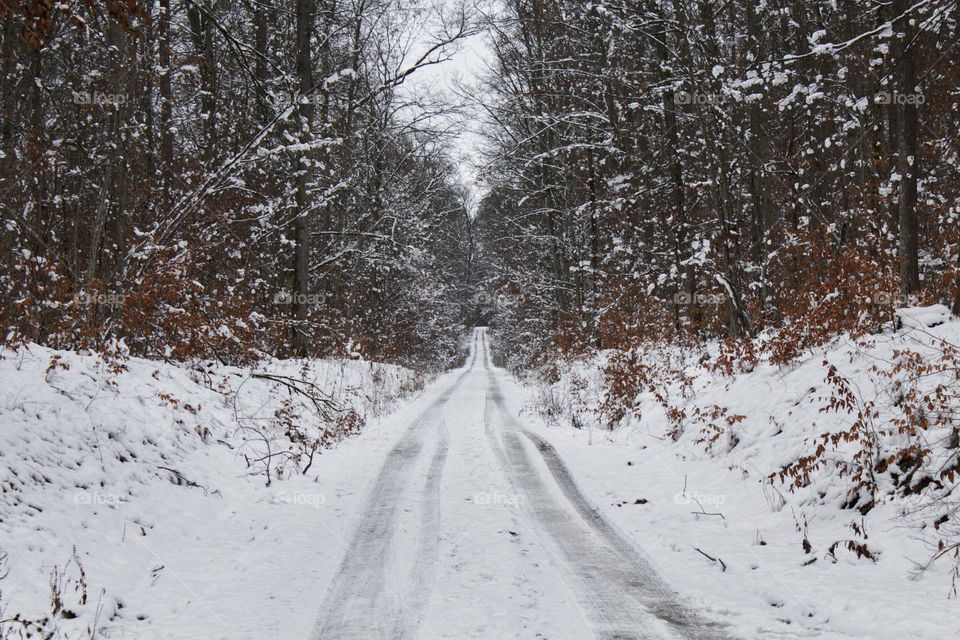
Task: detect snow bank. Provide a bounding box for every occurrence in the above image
[0,345,424,639]
[895,303,952,330]
[513,315,960,639]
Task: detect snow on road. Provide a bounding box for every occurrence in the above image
[312,330,581,639]
[7,328,943,639]
[311,328,732,639]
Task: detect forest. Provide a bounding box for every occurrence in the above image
[3,0,959,373]
[475,0,960,369]
[1,0,478,369]
[3,1,960,638]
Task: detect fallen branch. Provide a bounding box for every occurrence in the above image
[694,547,727,571]
[157,466,206,493]
[251,372,342,419]
[691,497,725,519]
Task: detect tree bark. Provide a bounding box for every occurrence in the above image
[894,0,920,296]
[158,0,174,211]
[292,0,316,355]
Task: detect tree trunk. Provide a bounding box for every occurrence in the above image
[292,0,316,355]
[894,0,920,296]
[745,0,772,318]
[158,0,174,211]
[0,19,16,201]
[188,2,218,165]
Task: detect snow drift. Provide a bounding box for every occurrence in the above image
[0,345,423,639]
[513,309,960,638]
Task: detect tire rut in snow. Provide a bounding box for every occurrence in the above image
[311,363,470,640]
[484,384,659,639]
[484,367,732,640]
[520,428,732,639]
[390,418,449,639]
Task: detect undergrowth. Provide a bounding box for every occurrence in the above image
[531,314,960,585]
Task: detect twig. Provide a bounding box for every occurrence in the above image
[251,372,342,418]
[691,497,725,519]
[694,547,727,571]
[157,466,206,492]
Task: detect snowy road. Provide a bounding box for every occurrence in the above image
[311,328,730,640]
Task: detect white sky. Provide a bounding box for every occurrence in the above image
[399,1,495,209]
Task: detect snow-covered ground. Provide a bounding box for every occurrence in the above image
[0,344,427,639]
[3,324,958,639]
[506,313,960,639]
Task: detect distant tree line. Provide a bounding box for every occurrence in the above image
[474,0,960,367]
[1,0,478,368]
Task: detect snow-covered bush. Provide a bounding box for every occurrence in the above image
[0,344,424,636]
[531,311,960,585]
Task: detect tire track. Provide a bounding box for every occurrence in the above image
[520,429,730,638]
[311,335,477,640]
[482,335,731,640]
[391,418,450,639]
[485,386,661,640]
